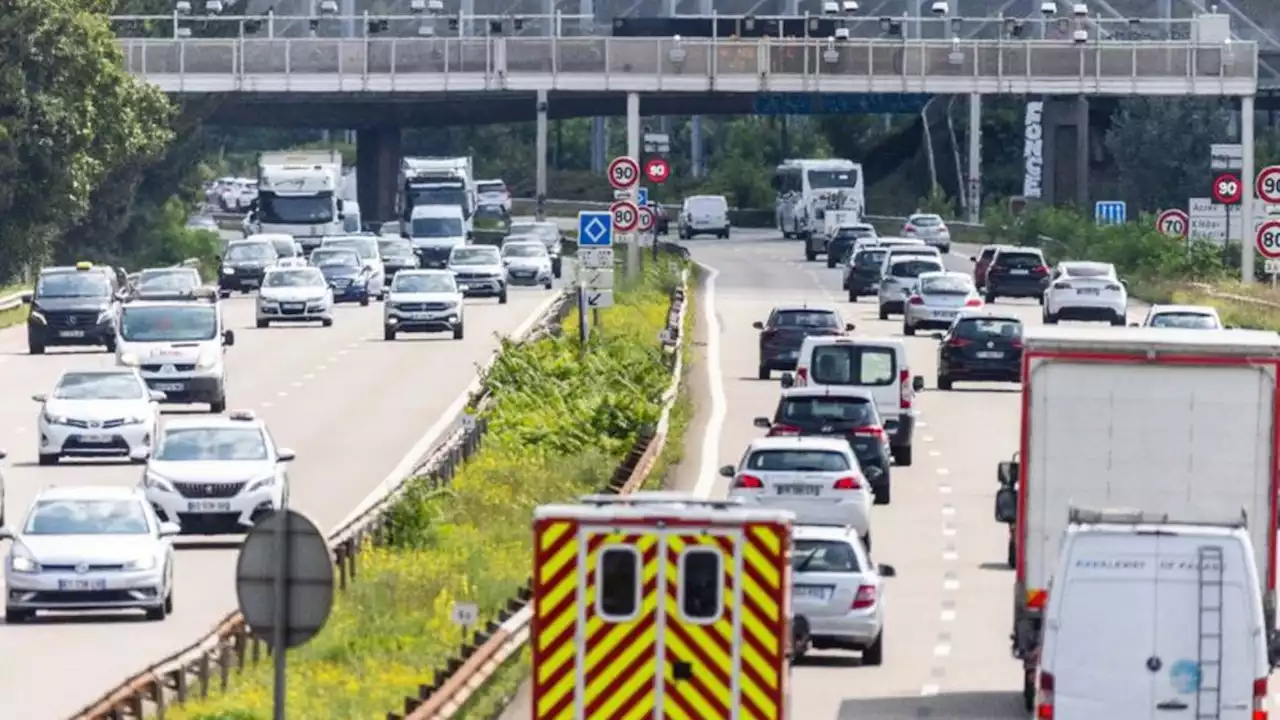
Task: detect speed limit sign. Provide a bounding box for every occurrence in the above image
[1212,172,1243,205]
[637,206,654,232]
[1258,165,1280,204]
[1155,209,1188,238]
[1257,219,1280,258]
[611,200,640,231]
[607,156,640,190]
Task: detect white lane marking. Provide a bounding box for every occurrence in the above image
[936,467,950,476]
[938,485,952,495]
[693,263,726,500]
[943,575,960,591]
[303,373,315,381]
[277,391,288,398]
[291,381,303,388]
[923,435,935,442]
[928,449,941,457]
[333,292,564,532]
[942,524,957,536]
[943,547,958,562]
[941,505,956,516]
[934,644,952,658]
[940,608,956,622]
[261,401,274,408]
[316,365,327,371]
[337,349,349,356]
[917,420,929,428]
[920,685,940,697]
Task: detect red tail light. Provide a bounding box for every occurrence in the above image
[768,424,802,437]
[899,369,913,409]
[965,297,983,307]
[832,476,862,490]
[908,295,924,305]
[1254,677,1268,719]
[947,338,971,348]
[938,223,948,231]
[1032,265,1050,275]
[796,367,808,385]
[1011,338,1024,349]
[1035,671,1054,719]
[734,474,764,489]
[851,584,877,609]
[852,426,885,439]
[903,224,916,232]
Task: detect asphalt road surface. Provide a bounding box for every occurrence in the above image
[0,232,568,719]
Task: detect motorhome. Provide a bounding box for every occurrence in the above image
[773,158,865,241]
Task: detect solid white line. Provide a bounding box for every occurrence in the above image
[693,263,725,500]
[920,684,940,697]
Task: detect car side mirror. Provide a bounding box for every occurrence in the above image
[149,391,167,402]
[912,376,925,392]
[844,323,856,332]
[719,464,736,477]
[31,393,46,403]
[752,417,772,429]
[998,460,1018,486]
[223,329,235,346]
[20,294,31,305]
[752,321,764,330]
[129,447,150,462]
[968,256,976,262]
[277,448,296,462]
[1128,322,1139,328]
[158,522,181,538]
[995,485,1018,524]
[780,373,795,389]
[930,332,944,341]
[877,563,897,578]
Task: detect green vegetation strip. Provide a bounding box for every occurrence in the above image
[165,255,687,720]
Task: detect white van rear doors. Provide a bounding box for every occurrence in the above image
[799,339,902,421]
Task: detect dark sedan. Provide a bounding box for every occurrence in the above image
[984,248,1050,302]
[934,313,1023,389]
[310,248,372,306]
[754,306,853,379]
[650,203,670,235]
[844,247,888,301]
[826,225,877,269]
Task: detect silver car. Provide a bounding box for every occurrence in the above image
[903,213,952,252]
[1,486,177,623]
[256,266,334,328]
[902,271,983,336]
[790,524,894,665]
[449,245,508,303]
[500,240,554,289]
[876,256,945,319]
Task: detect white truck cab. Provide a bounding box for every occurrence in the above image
[1036,508,1272,720]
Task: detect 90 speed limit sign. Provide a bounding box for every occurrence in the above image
[1257,219,1280,259]
[611,200,640,232]
[607,156,640,190]
[1258,165,1280,204]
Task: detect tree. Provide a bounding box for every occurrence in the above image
[0,0,173,279]
[1104,97,1233,212]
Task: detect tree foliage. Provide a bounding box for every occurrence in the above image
[1104,98,1233,212]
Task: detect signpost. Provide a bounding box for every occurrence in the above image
[1155,209,1189,238]
[644,157,671,184]
[578,211,614,346]
[637,206,655,233]
[643,132,671,154]
[1094,201,1126,226]
[235,509,335,720]
[1211,143,1244,171]
[586,290,615,308]
[611,200,640,232]
[636,187,648,206]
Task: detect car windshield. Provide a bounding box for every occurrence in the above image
[855,250,887,268]
[806,169,858,189]
[476,182,505,194]
[746,449,851,472]
[226,243,276,262]
[687,197,727,212]
[451,248,499,266]
[257,193,335,225]
[1064,263,1114,278]
[954,318,1023,340]
[270,239,298,257]
[503,244,546,258]
[890,260,943,278]
[411,217,464,238]
[265,269,325,288]
[155,427,269,461]
[24,499,151,536]
[120,306,217,342]
[791,539,860,573]
[910,215,943,227]
[138,271,198,292]
[778,396,877,425]
[809,346,896,386]
[312,250,359,268]
[996,252,1042,269]
[379,239,413,256]
[1150,312,1219,329]
[325,239,375,259]
[342,213,361,233]
[36,272,110,299]
[921,276,973,295]
[393,274,456,293]
[836,227,875,239]
[53,372,144,400]
[772,311,839,329]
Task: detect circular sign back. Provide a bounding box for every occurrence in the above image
[1155,209,1188,238]
[1212,172,1243,205]
[1257,219,1280,259]
[637,206,654,232]
[607,156,640,190]
[1258,165,1280,204]
[610,200,640,232]
[235,509,334,650]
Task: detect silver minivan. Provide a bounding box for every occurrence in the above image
[678,195,731,239]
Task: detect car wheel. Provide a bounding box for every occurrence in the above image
[826,255,836,269]
[5,608,32,624]
[862,531,872,554]
[1043,308,1058,325]
[145,602,167,621]
[384,328,397,341]
[210,396,227,414]
[903,322,915,337]
[937,374,953,391]
[892,444,913,467]
[848,290,858,302]
[28,343,44,355]
[1111,312,1125,326]
[165,590,175,615]
[1023,670,1036,711]
[1007,537,1017,569]
[104,338,116,353]
[218,290,230,299]
[805,247,816,262]
[758,363,770,380]
[861,629,884,666]
[359,296,370,307]
[1037,294,1045,306]
[543,280,553,290]
[453,324,464,340]
[38,454,58,466]
[499,290,508,305]
[984,291,997,303]
[552,259,562,279]
[878,305,888,320]
[321,318,333,327]
[256,319,269,329]
[873,478,890,505]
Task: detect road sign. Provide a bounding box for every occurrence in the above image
[644,157,671,184]
[577,211,612,248]
[1258,166,1280,204]
[636,187,648,206]
[637,206,655,232]
[607,156,640,190]
[1257,219,1280,258]
[586,290,614,308]
[1211,143,1243,170]
[1212,172,1243,205]
[582,269,614,289]
[1156,208,1189,238]
[643,132,671,154]
[638,233,655,248]
[1266,259,1280,275]
[235,509,334,650]
[579,247,614,269]
[1094,201,1126,225]
[611,200,640,232]
[451,602,479,627]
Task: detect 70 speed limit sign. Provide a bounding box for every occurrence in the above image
[1257,219,1280,259]
[1155,209,1188,238]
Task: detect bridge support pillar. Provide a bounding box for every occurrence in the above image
[1039,97,1089,210]
[356,127,402,223]
[691,116,703,179]
[967,93,981,224]
[537,90,549,220]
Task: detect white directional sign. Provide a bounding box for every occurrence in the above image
[578,248,614,269]
[582,269,614,289]
[1190,197,1280,243]
[586,290,614,309]
[637,233,655,248]
[1266,258,1280,275]
[611,200,640,232]
[1211,143,1243,170]
[607,156,640,190]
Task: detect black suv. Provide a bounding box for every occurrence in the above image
[218,239,279,295]
[754,386,893,504]
[844,247,888,301]
[25,264,120,355]
[754,306,854,380]
[935,313,1024,389]
[984,248,1050,302]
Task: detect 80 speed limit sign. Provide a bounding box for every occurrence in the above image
[611,200,640,231]
[1257,219,1280,259]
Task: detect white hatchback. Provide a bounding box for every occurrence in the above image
[1137,303,1224,329]
[1042,261,1127,325]
[790,524,894,665]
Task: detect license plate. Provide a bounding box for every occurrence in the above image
[187,500,232,512]
[153,382,185,392]
[78,434,110,443]
[794,585,833,601]
[282,303,304,310]
[976,351,1005,359]
[243,279,259,287]
[59,330,85,338]
[407,312,434,320]
[1010,269,1029,275]
[1077,288,1100,295]
[933,311,956,319]
[776,484,821,496]
[57,579,107,591]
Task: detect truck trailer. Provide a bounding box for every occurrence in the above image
[249,150,345,252]
[993,325,1280,709]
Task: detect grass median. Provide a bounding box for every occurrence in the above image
[165,254,687,720]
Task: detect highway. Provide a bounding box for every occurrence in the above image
[0,230,568,719]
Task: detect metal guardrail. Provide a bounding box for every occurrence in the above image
[0,289,33,313]
[116,37,1257,95]
[71,289,577,720]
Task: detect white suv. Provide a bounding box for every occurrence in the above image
[1042,261,1127,326]
[790,524,895,665]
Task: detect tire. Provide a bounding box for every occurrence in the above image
[826,255,836,269]
[805,247,816,262]
[1043,309,1058,325]
[1111,313,1125,326]
[1037,294,1045,306]
[321,318,333,327]
[878,305,888,320]
[873,479,890,505]
[38,454,58,466]
[256,319,269,329]
[499,290,509,305]
[453,324,464,340]
[28,343,45,356]
[848,290,858,302]
[985,291,997,304]
[552,259,562,279]
[862,531,872,553]
[145,601,167,621]
[543,280,553,290]
[861,629,884,666]
[758,364,770,380]
[359,295,370,307]
[937,374,953,390]
[104,338,116,353]
[1022,670,1036,711]
[218,290,230,299]
[384,328,397,341]
[164,590,174,615]
[209,396,227,414]
[1007,537,1017,569]
[5,608,32,624]
[903,322,915,337]
[892,444,913,467]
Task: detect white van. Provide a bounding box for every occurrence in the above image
[678,195,731,239]
[1035,508,1272,720]
[782,336,923,466]
[408,204,468,269]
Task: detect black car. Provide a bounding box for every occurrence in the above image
[826,225,877,269]
[754,306,854,380]
[984,248,1050,302]
[219,240,279,295]
[753,387,893,504]
[935,314,1024,389]
[25,264,119,355]
[377,237,419,282]
[844,247,888,301]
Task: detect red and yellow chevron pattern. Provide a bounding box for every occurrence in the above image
[532,519,580,720]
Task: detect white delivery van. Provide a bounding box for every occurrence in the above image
[782,336,923,466]
[407,204,468,269]
[1035,508,1271,720]
[994,325,1280,710]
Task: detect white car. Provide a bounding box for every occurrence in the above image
[35,369,163,466]
[449,245,508,303]
[1138,303,1224,329]
[679,195,731,239]
[877,255,945,319]
[500,240,554,289]
[256,266,334,328]
[384,270,465,341]
[138,410,294,535]
[721,436,873,545]
[1,486,177,623]
[902,271,983,335]
[475,179,512,212]
[902,213,951,252]
[790,524,893,665]
[1042,261,1127,326]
